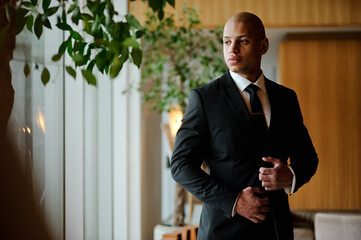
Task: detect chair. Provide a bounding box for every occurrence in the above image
[161,225,198,240]
[314,212,361,240]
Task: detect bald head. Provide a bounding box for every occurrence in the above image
[222,12,269,81]
[225,12,266,40]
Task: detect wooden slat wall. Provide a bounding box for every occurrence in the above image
[279,39,361,210]
[130,0,361,28]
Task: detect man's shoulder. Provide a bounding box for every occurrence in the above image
[194,72,230,95]
[265,77,296,96]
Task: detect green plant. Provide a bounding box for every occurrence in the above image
[0,0,175,85]
[140,5,227,113]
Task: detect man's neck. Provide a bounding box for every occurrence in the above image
[233,70,262,83]
[232,70,262,83]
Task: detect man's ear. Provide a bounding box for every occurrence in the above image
[260,38,269,55]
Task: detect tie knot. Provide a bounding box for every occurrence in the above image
[245,84,259,95]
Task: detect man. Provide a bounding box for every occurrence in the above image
[170,12,319,240]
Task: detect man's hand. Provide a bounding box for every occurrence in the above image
[259,157,293,191]
[235,187,270,223]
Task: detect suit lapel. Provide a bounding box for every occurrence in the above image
[265,78,282,132]
[263,78,288,161]
[221,71,252,136]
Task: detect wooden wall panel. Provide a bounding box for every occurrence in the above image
[130,0,361,28]
[279,40,361,210]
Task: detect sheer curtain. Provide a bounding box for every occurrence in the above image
[8,1,143,239]
[9,25,64,239]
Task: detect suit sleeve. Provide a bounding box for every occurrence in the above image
[288,90,319,192]
[170,89,239,218]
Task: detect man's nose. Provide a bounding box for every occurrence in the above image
[229,42,239,53]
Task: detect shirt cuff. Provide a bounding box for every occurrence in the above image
[284,165,296,195]
[231,192,241,217]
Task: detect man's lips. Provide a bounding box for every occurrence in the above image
[228,58,240,64]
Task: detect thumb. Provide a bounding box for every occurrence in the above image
[251,187,265,194]
[262,157,280,166]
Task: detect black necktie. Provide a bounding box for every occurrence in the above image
[245,84,268,148]
[245,84,271,194]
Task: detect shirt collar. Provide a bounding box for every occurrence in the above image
[229,70,267,93]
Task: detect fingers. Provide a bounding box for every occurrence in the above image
[259,172,277,191]
[259,157,293,191]
[250,213,268,223]
[249,195,270,223]
[259,167,273,175]
[259,168,275,191]
[260,205,270,213]
[259,171,272,182]
[262,182,277,191]
[235,187,270,223]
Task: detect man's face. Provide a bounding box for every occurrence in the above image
[223,21,268,80]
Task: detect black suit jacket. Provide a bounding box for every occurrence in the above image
[170,71,318,240]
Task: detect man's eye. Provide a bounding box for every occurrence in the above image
[241,40,248,44]
[224,41,231,45]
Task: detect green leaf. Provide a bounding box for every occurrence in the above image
[91,15,100,34]
[56,22,73,31]
[157,8,164,20]
[66,66,76,79]
[122,37,139,48]
[109,40,121,53]
[73,41,86,53]
[52,53,62,62]
[148,0,163,12]
[95,50,108,73]
[98,2,106,15]
[81,13,93,21]
[31,0,38,6]
[135,30,145,38]
[22,2,33,8]
[83,21,91,34]
[43,17,52,29]
[58,40,68,54]
[71,31,83,40]
[86,60,96,72]
[15,8,28,35]
[167,0,175,7]
[82,69,97,85]
[131,48,142,68]
[46,7,59,17]
[67,39,73,56]
[126,14,141,29]
[67,4,77,14]
[86,0,96,13]
[62,8,67,23]
[104,65,109,74]
[71,7,81,25]
[120,47,129,63]
[112,22,131,41]
[42,0,51,11]
[41,67,50,85]
[26,14,34,32]
[73,54,85,66]
[110,57,124,79]
[34,14,43,39]
[24,63,30,76]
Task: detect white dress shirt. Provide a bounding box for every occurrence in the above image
[229,70,296,217]
[230,70,271,128]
